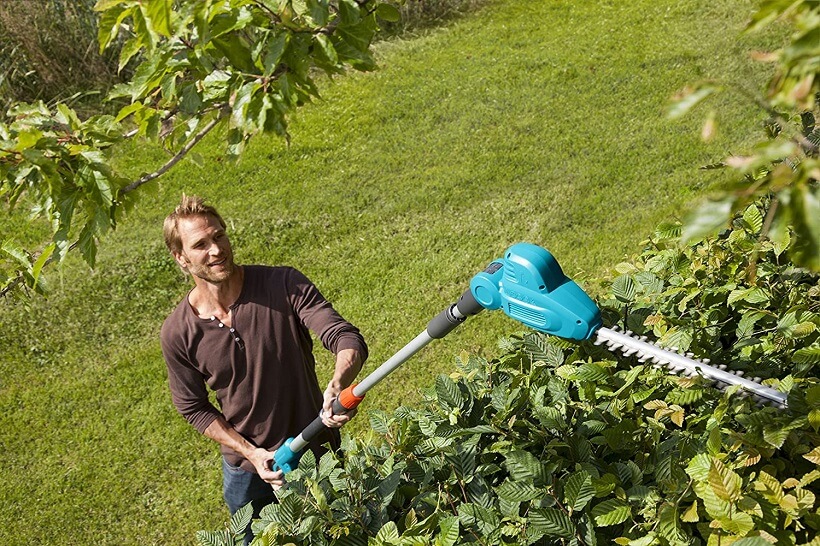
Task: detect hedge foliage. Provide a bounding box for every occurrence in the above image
[199,202,820,545]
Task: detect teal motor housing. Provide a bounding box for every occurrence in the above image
[469,243,602,341]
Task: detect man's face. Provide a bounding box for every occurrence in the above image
[173,214,236,283]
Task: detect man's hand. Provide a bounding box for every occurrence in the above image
[321,383,357,428]
[321,347,364,428]
[246,447,286,489]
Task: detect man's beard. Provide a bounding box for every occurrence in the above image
[187,256,235,283]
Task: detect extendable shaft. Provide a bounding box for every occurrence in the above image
[272,289,485,471]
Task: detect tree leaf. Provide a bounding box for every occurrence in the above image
[375,521,399,543]
[195,530,233,546]
[590,499,631,526]
[529,508,575,538]
[144,0,172,37]
[804,447,820,465]
[741,204,764,234]
[376,3,401,22]
[668,85,719,119]
[612,274,636,302]
[228,502,253,536]
[787,181,820,271]
[563,470,595,513]
[435,517,459,546]
[496,480,542,503]
[683,198,733,242]
[681,500,699,523]
[657,503,686,542]
[708,459,742,502]
[435,374,463,410]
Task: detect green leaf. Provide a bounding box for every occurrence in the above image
[435,374,463,410]
[31,243,55,287]
[263,32,289,76]
[681,500,699,523]
[369,410,391,434]
[523,333,564,365]
[741,204,764,234]
[668,85,719,119]
[307,0,329,26]
[457,503,499,536]
[529,508,575,538]
[708,459,742,502]
[754,471,785,504]
[375,521,399,543]
[659,327,693,352]
[144,0,172,37]
[563,470,595,513]
[788,182,820,271]
[794,346,820,366]
[590,498,631,526]
[573,362,610,382]
[683,198,733,242]
[435,516,459,546]
[376,3,401,22]
[612,274,636,302]
[496,480,542,502]
[728,287,770,307]
[195,530,233,546]
[77,221,98,268]
[228,502,253,536]
[657,503,686,543]
[118,35,145,73]
[730,538,773,546]
[504,450,543,482]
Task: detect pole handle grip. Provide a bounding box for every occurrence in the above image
[335,383,365,411]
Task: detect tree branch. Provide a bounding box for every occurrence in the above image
[121,112,225,194]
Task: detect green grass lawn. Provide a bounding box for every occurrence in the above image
[0,0,784,543]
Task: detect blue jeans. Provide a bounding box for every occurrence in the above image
[222,457,277,545]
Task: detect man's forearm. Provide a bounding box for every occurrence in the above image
[203,416,285,485]
[202,415,257,459]
[329,347,364,390]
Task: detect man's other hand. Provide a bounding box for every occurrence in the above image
[247,448,285,489]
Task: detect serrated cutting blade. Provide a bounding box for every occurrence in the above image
[594,326,787,408]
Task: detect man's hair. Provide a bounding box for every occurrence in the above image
[163,194,227,254]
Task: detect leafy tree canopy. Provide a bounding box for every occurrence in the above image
[0,0,818,300]
[0,0,399,297]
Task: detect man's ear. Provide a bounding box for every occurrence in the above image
[173,251,189,272]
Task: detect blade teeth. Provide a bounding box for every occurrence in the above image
[598,327,787,408]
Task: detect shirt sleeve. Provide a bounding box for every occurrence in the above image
[160,317,223,434]
[286,268,369,360]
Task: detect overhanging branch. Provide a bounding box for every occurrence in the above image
[121,112,226,194]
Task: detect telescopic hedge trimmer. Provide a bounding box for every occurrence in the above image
[271,242,788,473]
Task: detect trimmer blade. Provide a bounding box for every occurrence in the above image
[594,326,787,408]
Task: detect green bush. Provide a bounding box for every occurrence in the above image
[200,201,820,545]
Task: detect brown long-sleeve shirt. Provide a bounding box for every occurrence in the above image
[160,265,368,472]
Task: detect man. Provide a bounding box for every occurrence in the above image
[159,195,367,539]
